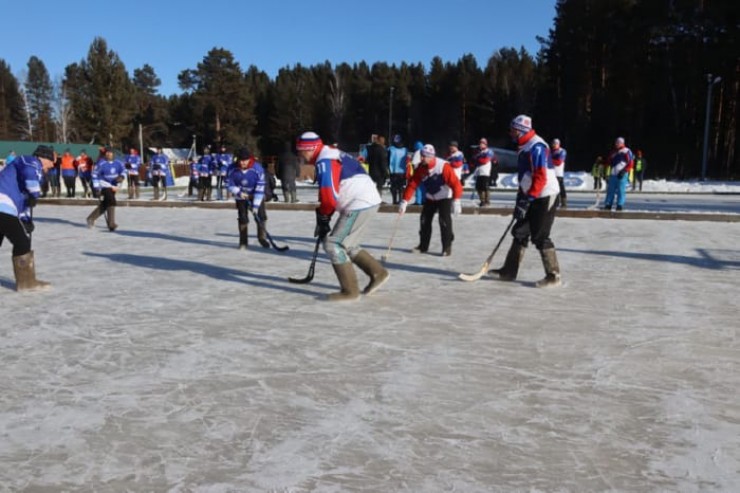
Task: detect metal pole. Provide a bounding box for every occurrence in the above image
[388,86,394,141]
[701,74,712,181]
[138,123,144,160]
[701,75,721,181]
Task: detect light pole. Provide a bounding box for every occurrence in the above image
[701,74,721,181]
[388,86,395,141]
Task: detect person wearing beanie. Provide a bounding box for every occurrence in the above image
[295,131,389,301]
[388,134,408,205]
[87,148,126,232]
[551,138,568,208]
[196,145,215,201]
[124,148,142,199]
[604,137,634,211]
[398,143,464,257]
[0,145,56,291]
[149,147,170,201]
[490,114,562,288]
[446,140,465,181]
[227,147,270,250]
[214,144,233,200]
[473,137,496,206]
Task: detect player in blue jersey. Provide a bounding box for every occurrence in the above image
[124,148,142,199]
[149,147,169,201]
[0,145,55,291]
[227,147,270,249]
[87,148,127,231]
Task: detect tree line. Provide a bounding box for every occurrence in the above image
[0,0,736,178]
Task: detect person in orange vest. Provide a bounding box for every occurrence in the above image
[60,149,77,198]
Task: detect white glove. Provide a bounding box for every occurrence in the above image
[453,199,462,216]
[398,200,408,216]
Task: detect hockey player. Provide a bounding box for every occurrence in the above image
[214,144,233,200]
[551,138,568,208]
[227,147,270,249]
[197,146,215,201]
[296,131,389,301]
[87,148,126,231]
[124,148,141,199]
[398,144,463,257]
[473,138,496,206]
[490,115,562,287]
[604,137,634,211]
[149,147,169,201]
[0,145,55,291]
[446,140,465,181]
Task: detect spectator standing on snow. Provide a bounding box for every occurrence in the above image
[473,138,495,206]
[633,149,647,191]
[124,148,141,199]
[604,137,634,211]
[408,140,426,205]
[490,115,562,288]
[296,131,389,301]
[366,134,389,199]
[60,149,77,198]
[278,141,301,203]
[592,156,605,190]
[75,150,94,198]
[388,134,408,205]
[399,144,463,257]
[86,148,126,231]
[551,138,568,208]
[227,147,270,250]
[0,145,55,291]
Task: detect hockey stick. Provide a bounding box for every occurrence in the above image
[381,214,402,263]
[288,236,322,284]
[251,211,289,252]
[458,216,516,282]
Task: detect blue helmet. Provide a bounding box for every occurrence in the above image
[413,140,424,151]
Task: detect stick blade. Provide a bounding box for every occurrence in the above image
[274,244,290,252]
[458,262,490,282]
[288,275,312,284]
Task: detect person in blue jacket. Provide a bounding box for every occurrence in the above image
[214,144,233,200]
[149,147,170,201]
[86,148,126,231]
[0,145,55,291]
[227,147,270,249]
[388,134,408,205]
[197,146,215,201]
[124,148,142,199]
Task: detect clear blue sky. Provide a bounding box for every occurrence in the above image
[2,0,557,96]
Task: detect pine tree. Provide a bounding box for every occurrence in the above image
[0,59,25,140]
[64,37,134,148]
[25,56,55,142]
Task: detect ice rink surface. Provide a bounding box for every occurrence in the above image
[1,205,738,492]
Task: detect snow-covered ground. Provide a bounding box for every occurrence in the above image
[0,204,738,492]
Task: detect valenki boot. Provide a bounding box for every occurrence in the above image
[535,248,562,288]
[12,251,51,291]
[352,250,389,295]
[327,262,360,301]
[489,240,526,281]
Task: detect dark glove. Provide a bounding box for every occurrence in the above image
[617,170,626,179]
[314,209,332,238]
[21,218,34,234]
[514,195,531,220]
[246,200,254,213]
